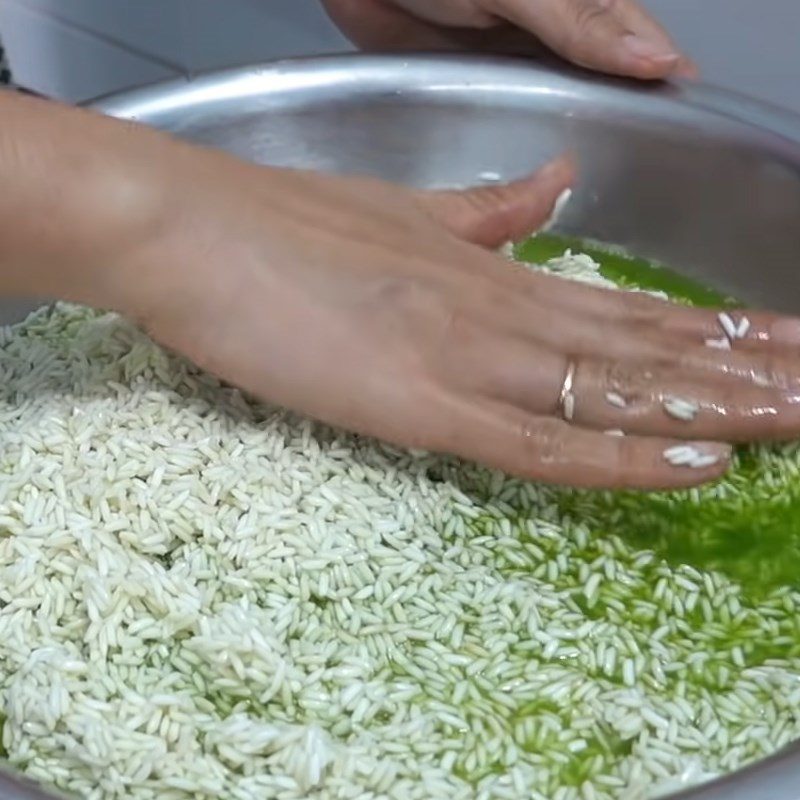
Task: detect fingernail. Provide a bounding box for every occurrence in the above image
[623,34,680,63]
[674,58,700,79]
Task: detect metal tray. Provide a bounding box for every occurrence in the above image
[2,54,800,800]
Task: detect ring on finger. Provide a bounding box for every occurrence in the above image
[558,359,578,422]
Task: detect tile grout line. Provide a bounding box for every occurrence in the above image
[2,0,191,76]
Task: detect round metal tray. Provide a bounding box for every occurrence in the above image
[2,55,800,800]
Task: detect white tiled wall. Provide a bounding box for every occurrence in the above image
[645,0,800,113]
[0,0,350,102]
[0,0,798,112]
[0,1,176,101]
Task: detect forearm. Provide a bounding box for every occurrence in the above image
[0,91,175,305]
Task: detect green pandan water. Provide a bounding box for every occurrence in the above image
[516,235,800,600]
[515,234,740,309]
[2,285,800,799]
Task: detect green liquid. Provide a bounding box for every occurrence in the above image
[514,234,739,309]
[515,234,800,599]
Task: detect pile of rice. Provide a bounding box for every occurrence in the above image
[0,252,798,800]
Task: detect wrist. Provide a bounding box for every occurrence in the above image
[0,93,178,309]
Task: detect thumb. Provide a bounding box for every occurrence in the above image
[417,156,576,248]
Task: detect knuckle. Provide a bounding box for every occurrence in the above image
[373,275,419,307]
[368,276,449,361]
[414,0,499,28]
[429,304,482,380]
[440,303,474,344]
[573,2,606,29]
[600,360,656,398]
[519,417,568,465]
[461,185,515,222]
[466,8,500,27]
[373,276,439,324]
[563,0,609,50]
[467,0,503,26]
[374,275,479,380]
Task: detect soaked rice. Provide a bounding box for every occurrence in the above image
[0,252,797,800]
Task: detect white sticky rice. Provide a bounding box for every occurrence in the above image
[0,251,797,800]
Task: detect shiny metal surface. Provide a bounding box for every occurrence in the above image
[3,55,800,800]
[92,55,800,314]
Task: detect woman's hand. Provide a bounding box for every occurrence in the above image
[322,0,697,80]
[5,92,800,491]
[103,144,800,491]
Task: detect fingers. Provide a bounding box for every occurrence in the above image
[452,320,800,443]
[325,0,693,81]
[463,275,800,399]
[418,157,575,248]
[567,358,800,441]
[321,0,428,49]
[322,0,501,52]
[430,245,800,424]
[644,306,800,359]
[491,0,685,79]
[612,0,699,78]
[510,268,800,352]
[432,395,730,489]
[665,308,800,352]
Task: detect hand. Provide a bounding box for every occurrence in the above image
[5,94,798,490]
[104,146,800,490]
[322,0,697,80]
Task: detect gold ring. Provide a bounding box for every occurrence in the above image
[558,360,577,422]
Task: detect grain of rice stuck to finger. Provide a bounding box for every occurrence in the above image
[663,445,720,469]
[735,316,751,339]
[718,311,739,342]
[0,246,795,800]
[705,336,731,350]
[717,311,751,344]
[663,444,699,466]
[663,396,700,422]
[564,391,576,422]
[542,188,573,233]
[605,392,628,409]
[689,453,724,469]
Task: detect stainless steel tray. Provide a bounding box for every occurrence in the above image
[2,54,799,800]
